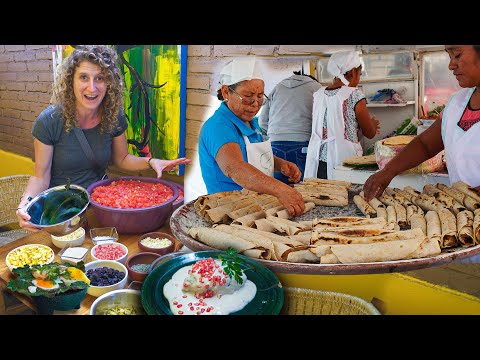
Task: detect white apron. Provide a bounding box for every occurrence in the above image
[443,88,480,264]
[442,87,480,187]
[242,135,274,177]
[305,86,363,179]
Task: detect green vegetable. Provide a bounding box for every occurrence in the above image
[218,248,246,285]
[7,262,89,298]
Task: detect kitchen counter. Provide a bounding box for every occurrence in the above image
[332,165,450,191]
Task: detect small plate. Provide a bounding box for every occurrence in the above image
[141,250,284,315]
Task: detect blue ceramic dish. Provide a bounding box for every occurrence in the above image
[141,250,284,315]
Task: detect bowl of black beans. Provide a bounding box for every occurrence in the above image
[85,260,128,297]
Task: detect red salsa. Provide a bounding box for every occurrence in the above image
[91,179,174,209]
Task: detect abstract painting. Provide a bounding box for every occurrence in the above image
[52,45,187,175]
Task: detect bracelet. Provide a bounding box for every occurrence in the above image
[147,157,154,169]
[20,195,33,202]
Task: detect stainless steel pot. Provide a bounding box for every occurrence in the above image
[89,288,145,315]
[25,184,90,236]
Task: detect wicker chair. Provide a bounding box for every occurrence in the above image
[0,175,34,314]
[0,174,31,243]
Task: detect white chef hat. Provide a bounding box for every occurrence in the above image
[218,56,264,87]
[327,51,364,86]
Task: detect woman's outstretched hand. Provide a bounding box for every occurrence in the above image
[363,168,394,201]
[149,157,192,178]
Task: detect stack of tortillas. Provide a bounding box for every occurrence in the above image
[382,135,415,146]
[343,154,377,167]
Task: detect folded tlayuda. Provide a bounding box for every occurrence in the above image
[353,195,376,218]
[474,209,480,244]
[187,227,270,260]
[409,213,427,235]
[425,210,441,247]
[452,181,480,203]
[311,234,440,264]
[311,228,424,245]
[457,209,475,247]
[438,207,458,248]
[312,216,387,229]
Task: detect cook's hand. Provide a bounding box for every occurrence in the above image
[150,157,192,178]
[277,185,305,217]
[363,169,394,201]
[16,207,41,232]
[280,161,302,183]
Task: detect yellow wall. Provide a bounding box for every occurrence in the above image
[0,150,34,177]
[277,272,480,315]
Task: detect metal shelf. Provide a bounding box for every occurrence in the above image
[367,101,416,107]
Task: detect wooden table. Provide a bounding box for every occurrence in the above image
[0,210,181,315]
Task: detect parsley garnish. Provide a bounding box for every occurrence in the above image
[218,248,245,285]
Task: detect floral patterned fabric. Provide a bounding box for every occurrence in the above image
[319,88,366,161]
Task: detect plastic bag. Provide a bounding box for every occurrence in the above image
[374,139,445,174]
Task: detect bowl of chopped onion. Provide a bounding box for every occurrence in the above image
[138,231,176,256]
[86,176,178,234]
[51,227,86,249]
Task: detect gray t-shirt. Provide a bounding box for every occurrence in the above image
[32,105,128,189]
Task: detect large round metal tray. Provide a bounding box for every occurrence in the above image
[170,197,480,275]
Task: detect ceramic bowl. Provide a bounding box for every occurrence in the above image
[84,260,128,298]
[138,231,176,256]
[169,182,184,212]
[51,227,86,249]
[33,288,88,315]
[125,252,161,282]
[6,244,55,272]
[86,176,178,234]
[141,250,284,315]
[90,241,128,264]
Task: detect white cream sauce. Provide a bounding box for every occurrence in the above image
[163,259,256,315]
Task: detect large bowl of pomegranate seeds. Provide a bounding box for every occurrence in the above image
[87,176,179,234]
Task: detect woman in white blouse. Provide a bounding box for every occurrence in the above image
[304,51,380,180]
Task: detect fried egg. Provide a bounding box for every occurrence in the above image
[32,279,59,291]
[62,267,90,286]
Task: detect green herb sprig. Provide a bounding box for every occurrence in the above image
[218,248,245,285]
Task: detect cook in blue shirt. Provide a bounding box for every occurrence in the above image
[198,57,304,217]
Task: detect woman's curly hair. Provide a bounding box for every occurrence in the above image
[51,45,124,134]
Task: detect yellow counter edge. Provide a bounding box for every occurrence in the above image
[3,150,480,314]
[0,149,34,176]
[277,272,480,315]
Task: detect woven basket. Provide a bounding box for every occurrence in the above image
[281,287,381,315]
[0,174,31,227]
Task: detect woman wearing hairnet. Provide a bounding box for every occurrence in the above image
[304,51,380,180]
[198,57,305,216]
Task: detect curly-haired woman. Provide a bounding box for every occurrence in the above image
[16,45,190,231]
